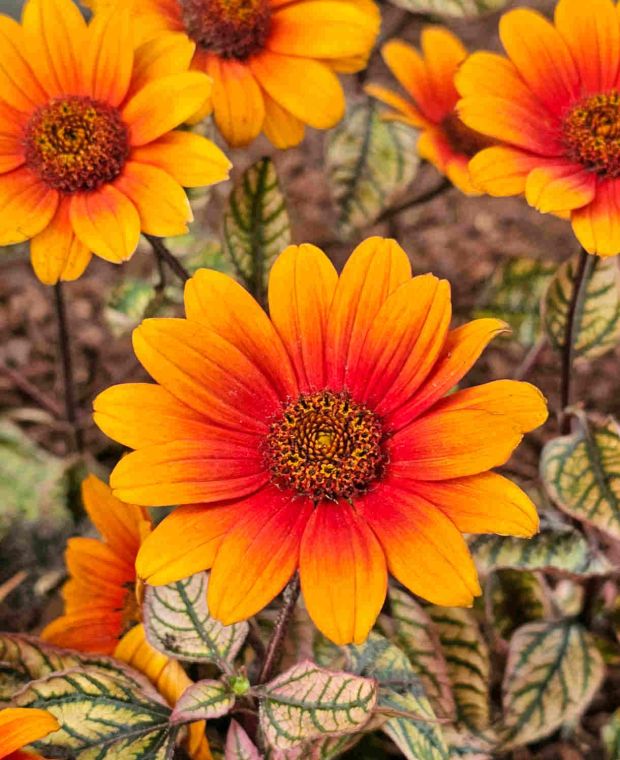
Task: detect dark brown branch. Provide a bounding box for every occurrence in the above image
[54,282,84,453]
[145,234,190,284]
[513,335,547,381]
[0,359,63,418]
[377,177,452,223]
[256,573,300,685]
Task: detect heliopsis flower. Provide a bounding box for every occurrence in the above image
[42,474,150,654]
[42,476,211,760]
[82,0,380,148]
[0,0,230,285]
[94,236,547,645]
[456,0,620,257]
[0,708,58,760]
[366,28,491,195]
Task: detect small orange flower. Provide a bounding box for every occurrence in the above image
[0,0,230,284]
[82,0,380,148]
[366,28,491,195]
[0,708,58,760]
[457,0,620,256]
[42,474,149,654]
[94,237,547,646]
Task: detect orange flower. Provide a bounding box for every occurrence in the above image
[366,28,491,195]
[94,236,547,645]
[456,0,620,257]
[42,474,150,655]
[0,708,58,760]
[82,0,380,148]
[0,0,230,285]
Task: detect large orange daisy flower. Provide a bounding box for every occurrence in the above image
[82,0,380,148]
[0,709,58,760]
[457,0,620,256]
[366,28,491,195]
[0,0,230,285]
[94,237,547,645]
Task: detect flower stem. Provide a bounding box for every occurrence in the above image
[559,248,594,435]
[377,177,452,223]
[145,234,190,284]
[256,573,300,685]
[54,282,84,453]
[513,335,547,381]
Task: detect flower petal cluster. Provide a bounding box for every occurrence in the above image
[0,708,58,760]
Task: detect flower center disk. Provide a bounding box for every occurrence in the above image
[441,111,491,157]
[563,91,620,177]
[24,96,129,194]
[264,390,386,501]
[179,0,272,60]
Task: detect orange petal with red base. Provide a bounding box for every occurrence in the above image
[525,162,596,213]
[0,168,58,246]
[300,502,387,645]
[84,8,133,106]
[208,486,313,624]
[41,609,123,655]
[268,244,338,391]
[262,92,306,148]
[0,708,59,758]
[0,16,48,111]
[420,26,465,117]
[571,179,620,257]
[468,146,548,197]
[381,39,439,122]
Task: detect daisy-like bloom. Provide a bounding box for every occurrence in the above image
[456,0,620,257]
[366,28,491,195]
[0,0,230,285]
[94,236,548,645]
[42,474,150,654]
[0,708,58,760]
[81,0,380,148]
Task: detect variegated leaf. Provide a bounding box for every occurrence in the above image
[259,660,376,750]
[428,608,490,731]
[171,678,234,722]
[13,668,174,759]
[222,157,290,297]
[541,414,620,540]
[326,99,419,239]
[264,734,363,760]
[543,253,620,360]
[0,633,158,703]
[443,727,495,759]
[501,621,605,747]
[387,0,507,15]
[602,709,620,759]
[476,258,555,347]
[348,634,449,760]
[143,572,248,668]
[388,587,456,719]
[486,570,551,641]
[470,519,612,576]
[226,719,261,760]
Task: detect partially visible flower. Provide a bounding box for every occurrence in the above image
[0,0,230,284]
[457,0,620,256]
[82,0,380,148]
[94,236,548,646]
[366,28,491,195]
[0,708,58,760]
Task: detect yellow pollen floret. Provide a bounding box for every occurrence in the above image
[563,90,620,178]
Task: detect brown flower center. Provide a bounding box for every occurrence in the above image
[179,0,271,60]
[120,580,142,636]
[441,111,491,158]
[263,390,386,501]
[563,91,620,177]
[23,96,130,193]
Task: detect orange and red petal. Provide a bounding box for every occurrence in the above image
[262,93,306,148]
[555,0,620,94]
[411,472,539,538]
[0,168,58,246]
[65,536,135,592]
[132,318,280,432]
[0,708,59,758]
[0,15,49,112]
[41,609,124,655]
[84,7,133,107]
[364,83,427,128]
[136,503,239,585]
[185,268,297,399]
[208,486,313,624]
[571,178,620,257]
[300,502,387,645]
[352,274,451,414]
[386,317,509,430]
[115,161,192,237]
[326,236,412,389]
[250,51,345,130]
[128,31,195,98]
[359,482,481,606]
[525,162,596,214]
[420,26,466,117]
[468,146,547,197]
[110,439,267,507]
[94,382,227,450]
[70,184,140,263]
[30,199,92,285]
[381,39,440,123]
[268,243,338,391]
[203,54,264,147]
[445,155,480,196]
[131,131,231,188]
